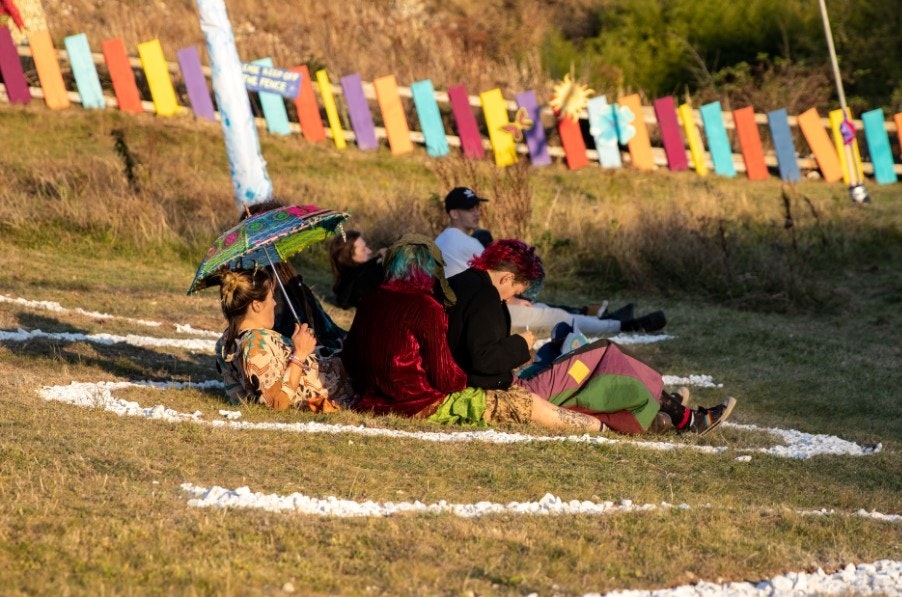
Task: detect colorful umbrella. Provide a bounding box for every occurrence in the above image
[187,204,349,297]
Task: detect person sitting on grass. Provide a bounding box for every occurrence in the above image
[341,233,607,433]
[328,230,387,309]
[434,186,666,335]
[242,199,347,355]
[445,238,736,435]
[215,268,356,412]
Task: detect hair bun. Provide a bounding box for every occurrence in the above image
[220,269,240,300]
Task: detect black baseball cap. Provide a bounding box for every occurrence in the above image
[444,187,489,212]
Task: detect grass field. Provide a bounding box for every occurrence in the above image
[0,104,900,596]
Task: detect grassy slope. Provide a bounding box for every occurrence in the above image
[0,105,900,596]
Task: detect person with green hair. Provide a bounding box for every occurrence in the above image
[341,233,606,432]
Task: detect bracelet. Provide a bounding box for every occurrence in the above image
[288,354,308,370]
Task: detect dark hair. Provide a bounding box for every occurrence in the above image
[328,230,363,292]
[219,268,273,351]
[469,239,544,285]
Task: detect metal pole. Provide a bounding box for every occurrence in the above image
[817,0,870,203]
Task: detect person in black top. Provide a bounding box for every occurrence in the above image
[445,238,737,435]
[328,230,386,309]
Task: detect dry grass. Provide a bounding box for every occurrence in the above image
[40,0,560,100]
[1,103,901,596]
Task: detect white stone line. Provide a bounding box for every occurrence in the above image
[180,483,901,525]
[603,333,675,345]
[799,508,902,523]
[0,294,220,337]
[0,328,215,352]
[587,560,902,597]
[180,483,672,517]
[662,374,723,388]
[727,422,883,459]
[38,380,882,459]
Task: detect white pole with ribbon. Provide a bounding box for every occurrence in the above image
[817,0,870,204]
[197,0,273,210]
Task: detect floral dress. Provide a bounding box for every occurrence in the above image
[215,328,355,411]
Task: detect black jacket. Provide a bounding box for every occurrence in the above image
[446,268,531,389]
[333,258,384,310]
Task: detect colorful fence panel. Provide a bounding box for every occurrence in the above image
[558,115,589,170]
[411,79,449,158]
[101,37,143,113]
[767,108,801,182]
[448,84,484,159]
[374,75,413,156]
[587,95,622,169]
[481,88,517,167]
[860,108,897,185]
[895,113,902,162]
[732,106,768,181]
[829,109,864,186]
[64,33,104,109]
[0,26,29,104]
[618,94,654,170]
[653,96,688,171]
[797,108,843,183]
[251,58,290,135]
[177,46,216,121]
[137,39,179,116]
[678,103,707,176]
[699,101,736,177]
[315,69,346,149]
[28,29,69,110]
[515,90,551,167]
[340,73,378,150]
[291,65,325,143]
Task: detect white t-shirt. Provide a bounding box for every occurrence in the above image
[434,227,485,277]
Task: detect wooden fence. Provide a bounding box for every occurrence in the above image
[3,24,902,186]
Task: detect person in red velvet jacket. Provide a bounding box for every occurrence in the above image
[341,233,608,432]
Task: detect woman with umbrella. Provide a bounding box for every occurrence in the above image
[243,200,347,355]
[216,267,356,411]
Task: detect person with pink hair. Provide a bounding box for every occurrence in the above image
[445,238,736,435]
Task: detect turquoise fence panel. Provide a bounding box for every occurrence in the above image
[700,101,736,177]
[411,79,449,157]
[64,33,105,109]
[253,57,291,135]
[861,109,898,185]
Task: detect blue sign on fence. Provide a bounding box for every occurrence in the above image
[241,63,301,98]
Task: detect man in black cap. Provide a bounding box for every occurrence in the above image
[434,187,490,277]
[434,187,667,336]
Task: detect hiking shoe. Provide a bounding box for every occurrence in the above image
[689,397,737,436]
[584,301,608,317]
[674,386,691,407]
[620,310,667,333]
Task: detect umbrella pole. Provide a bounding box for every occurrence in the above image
[263,246,302,326]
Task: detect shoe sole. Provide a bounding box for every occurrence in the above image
[676,386,691,407]
[698,396,736,436]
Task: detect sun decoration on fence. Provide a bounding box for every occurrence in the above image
[550,74,594,123]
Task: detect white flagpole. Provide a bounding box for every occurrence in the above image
[197,0,273,211]
[817,0,870,203]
